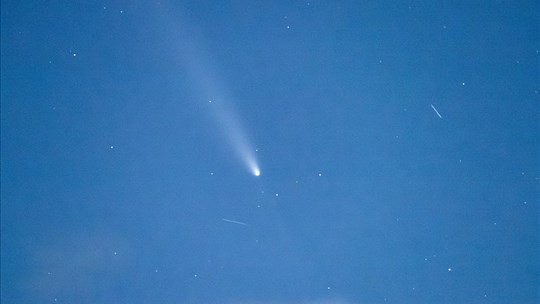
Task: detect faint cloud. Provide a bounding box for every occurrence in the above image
[28,231,131,302]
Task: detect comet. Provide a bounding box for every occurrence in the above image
[207,101,260,177]
[160,5,261,177]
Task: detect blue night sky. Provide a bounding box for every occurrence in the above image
[1,1,539,303]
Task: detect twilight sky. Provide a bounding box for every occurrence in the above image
[1,1,539,303]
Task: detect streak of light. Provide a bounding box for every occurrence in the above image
[430,104,443,118]
[222,218,247,226]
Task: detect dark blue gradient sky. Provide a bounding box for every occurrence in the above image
[2,1,539,303]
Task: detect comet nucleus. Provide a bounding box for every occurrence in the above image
[253,167,260,177]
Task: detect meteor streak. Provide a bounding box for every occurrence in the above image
[222,218,247,226]
[430,104,443,119]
